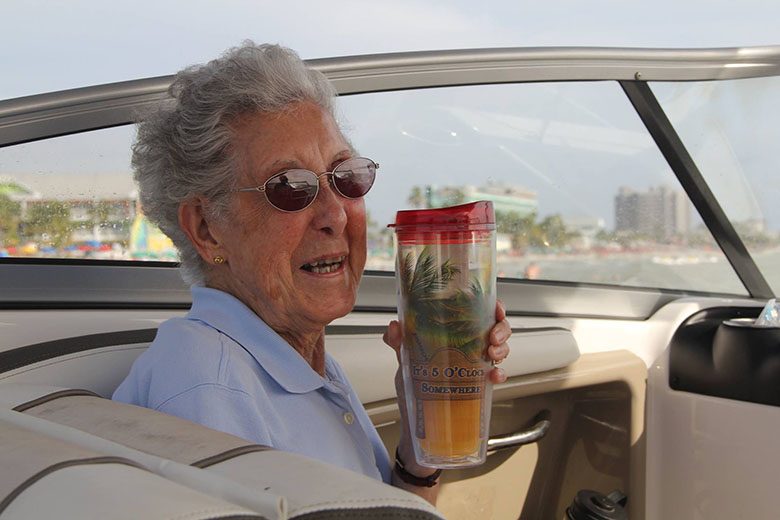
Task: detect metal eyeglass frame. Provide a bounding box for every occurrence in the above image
[231,157,379,213]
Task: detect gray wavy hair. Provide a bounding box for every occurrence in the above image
[132,42,337,285]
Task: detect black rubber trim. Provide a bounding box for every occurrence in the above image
[0,301,191,311]
[325,325,388,335]
[0,257,179,267]
[620,80,773,299]
[0,456,145,516]
[0,328,158,374]
[509,326,570,333]
[292,506,443,520]
[204,517,266,520]
[12,388,101,412]
[191,445,273,469]
[326,325,568,335]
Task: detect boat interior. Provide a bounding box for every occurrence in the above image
[1,46,780,519]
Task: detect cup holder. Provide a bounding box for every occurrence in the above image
[712,318,780,404]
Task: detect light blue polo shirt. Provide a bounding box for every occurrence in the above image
[113,286,392,483]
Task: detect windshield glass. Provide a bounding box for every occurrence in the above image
[0,80,752,296]
[652,77,780,295]
[0,126,158,260]
[346,82,746,294]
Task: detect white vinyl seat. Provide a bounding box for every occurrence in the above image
[0,383,444,520]
[0,419,263,520]
[0,335,153,398]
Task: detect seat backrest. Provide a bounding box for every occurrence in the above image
[0,332,153,398]
[0,418,263,520]
[0,383,445,520]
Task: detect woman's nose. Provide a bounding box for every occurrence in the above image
[311,174,348,235]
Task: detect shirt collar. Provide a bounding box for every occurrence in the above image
[187,286,327,394]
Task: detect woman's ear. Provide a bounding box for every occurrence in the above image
[178,197,225,265]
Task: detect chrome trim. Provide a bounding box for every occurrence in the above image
[314,45,780,92]
[487,412,551,452]
[2,46,780,147]
[0,76,171,147]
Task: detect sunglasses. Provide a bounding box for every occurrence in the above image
[233,157,378,212]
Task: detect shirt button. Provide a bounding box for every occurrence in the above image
[343,412,355,425]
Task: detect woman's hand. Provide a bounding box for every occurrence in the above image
[383,298,511,382]
[382,299,511,502]
[487,299,511,382]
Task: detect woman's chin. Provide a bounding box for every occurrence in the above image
[310,292,356,324]
[292,266,360,323]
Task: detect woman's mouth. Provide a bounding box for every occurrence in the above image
[301,255,346,274]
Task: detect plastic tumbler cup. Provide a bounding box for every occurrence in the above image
[389,201,497,468]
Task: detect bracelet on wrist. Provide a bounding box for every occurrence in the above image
[393,448,442,488]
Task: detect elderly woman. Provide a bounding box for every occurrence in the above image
[113,42,510,504]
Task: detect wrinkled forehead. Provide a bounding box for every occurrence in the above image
[228,101,352,184]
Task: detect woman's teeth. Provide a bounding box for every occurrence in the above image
[304,256,345,274]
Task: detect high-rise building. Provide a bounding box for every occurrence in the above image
[615,187,640,233]
[614,186,689,238]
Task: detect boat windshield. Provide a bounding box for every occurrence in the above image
[652,76,780,295]
[1,48,779,300]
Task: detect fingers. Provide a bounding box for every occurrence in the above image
[489,318,511,346]
[383,320,401,348]
[489,366,507,384]
[384,320,403,363]
[487,343,509,384]
[488,343,509,361]
[495,299,507,321]
[490,299,510,346]
[489,300,510,383]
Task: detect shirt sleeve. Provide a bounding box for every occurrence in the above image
[155,383,272,446]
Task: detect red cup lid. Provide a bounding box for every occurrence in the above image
[389,201,495,231]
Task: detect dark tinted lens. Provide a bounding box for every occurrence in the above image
[332,158,376,199]
[264,170,318,211]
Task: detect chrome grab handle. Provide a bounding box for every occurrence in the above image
[487,412,550,452]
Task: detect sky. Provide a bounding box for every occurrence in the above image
[2,0,780,99]
[1,1,779,231]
